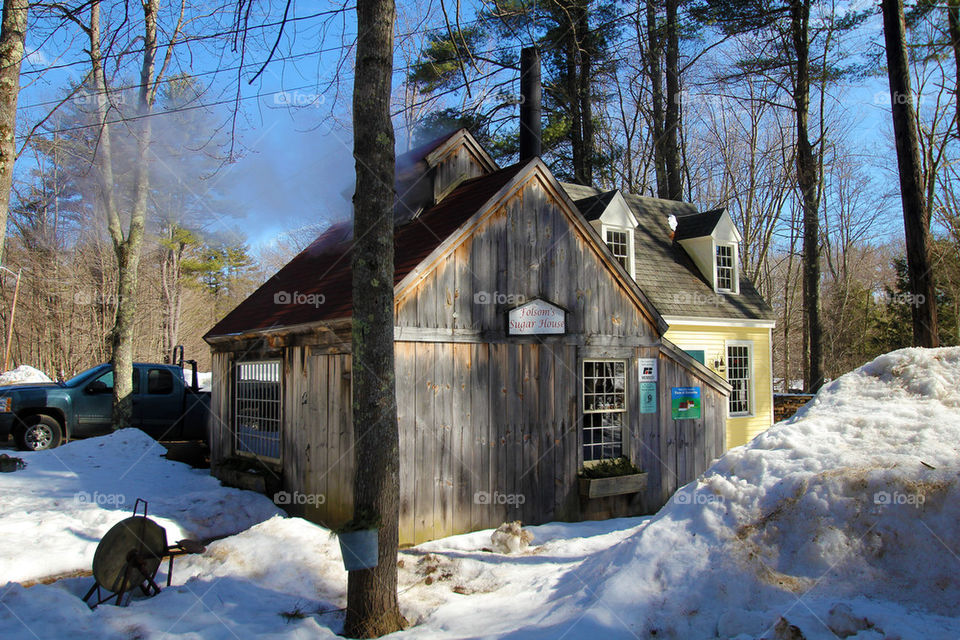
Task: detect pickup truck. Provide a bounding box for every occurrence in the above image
[0,358,210,451]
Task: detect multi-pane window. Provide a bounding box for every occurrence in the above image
[582,360,626,462]
[716,244,735,291]
[234,360,282,460]
[726,344,751,416]
[605,230,630,271]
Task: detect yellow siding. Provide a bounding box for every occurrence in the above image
[663,324,774,448]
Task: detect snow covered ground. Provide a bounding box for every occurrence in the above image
[0,364,52,385]
[0,429,280,584]
[2,347,960,639]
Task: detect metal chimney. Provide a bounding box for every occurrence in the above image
[519,47,542,161]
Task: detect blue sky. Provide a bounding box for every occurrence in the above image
[12,0,943,255]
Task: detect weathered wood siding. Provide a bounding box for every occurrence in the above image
[209,351,232,463]
[431,143,490,202]
[395,173,658,342]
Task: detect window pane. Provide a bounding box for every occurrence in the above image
[96,371,114,389]
[605,230,630,270]
[726,345,751,415]
[234,360,282,460]
[147,369,174,395]
[582,360,626,461]
[716,245,734,290]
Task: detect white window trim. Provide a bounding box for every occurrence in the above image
[601,224,636,279]
[580,358,629,463]
[714,242,739,295]
[725,340,754,418]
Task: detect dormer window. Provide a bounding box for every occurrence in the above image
[673,208,743,295]
[602,226,635,277]
[605,230,629,269]
[572,190,639,281]
[715,244,735,292]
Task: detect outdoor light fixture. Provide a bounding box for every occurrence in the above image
[713,354,726,372]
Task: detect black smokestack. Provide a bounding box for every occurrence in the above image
[519,47,542,161]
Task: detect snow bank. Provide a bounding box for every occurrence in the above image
[0,429,281,584]
[0,364,52,385]
[561,347,960,638]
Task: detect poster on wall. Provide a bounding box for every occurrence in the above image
[671,386,701,420]
[638,358,658,382]
[640,382,657,413]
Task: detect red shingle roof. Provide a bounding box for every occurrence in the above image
[206,163,525,338]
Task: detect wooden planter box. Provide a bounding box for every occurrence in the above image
[215,464,268,493]
[579,473,648,499]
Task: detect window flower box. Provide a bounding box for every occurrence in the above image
[578,472,647,498]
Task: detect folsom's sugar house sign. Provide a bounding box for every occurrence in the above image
[508,299,566,335]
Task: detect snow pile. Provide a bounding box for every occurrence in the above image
[566,347,960,638]
[0,364,52,385]
[0,429,281,584]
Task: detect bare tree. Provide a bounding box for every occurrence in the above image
[344,0,405,635]
[74,0,187,426]
[0,0,29,264]
[882,0,939,347]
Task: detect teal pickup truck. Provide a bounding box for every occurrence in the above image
[0,356,209,451]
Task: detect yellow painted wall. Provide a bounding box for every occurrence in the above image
[663,324,774,449]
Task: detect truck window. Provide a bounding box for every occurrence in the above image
[147,369,174,395]
[92,370,140,394]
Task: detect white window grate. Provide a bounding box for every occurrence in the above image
[582,360,626,462]
[605,230,630,270]
[726,345,751,415]
[716,244,734,291]
[234,360,282,460]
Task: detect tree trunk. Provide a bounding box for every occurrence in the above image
[644,0,668,198]
[563,14,586,185]
[577,3,593,185]
[663,0,682,200]
[948,0,960,135]
[790,0,824,391]
[0,0,28,264]
[882,0,939,347]
[86,0,160,428]
[344,0,405,635]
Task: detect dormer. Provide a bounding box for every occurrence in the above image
[394,129,499,223]
[673,209,742,295]
[572,190,639,278]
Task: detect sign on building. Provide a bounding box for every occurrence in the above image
[507,299,566,335]
[671,386,701,420]
[640,382,657,413]
[638,358,658,382]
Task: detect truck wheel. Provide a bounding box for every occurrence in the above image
[16,415,64,451]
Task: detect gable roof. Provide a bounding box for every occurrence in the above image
[673,208,725,241]
[572,190,619,221]
[561,183,774,323]
[206,164,524,338]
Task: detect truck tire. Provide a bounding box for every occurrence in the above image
[15,414,64,451]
